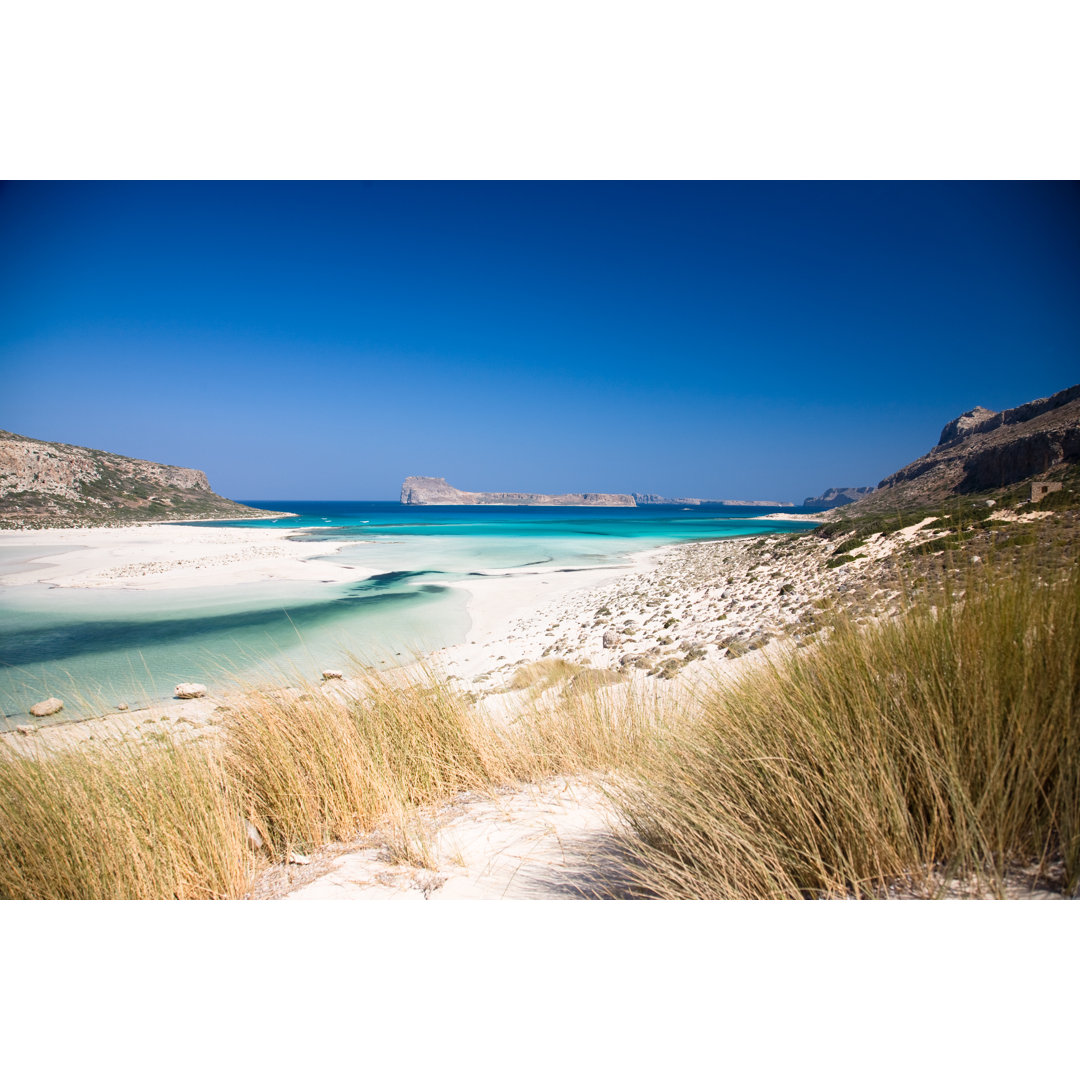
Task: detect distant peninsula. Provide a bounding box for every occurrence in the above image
[401,477,794,508]
[633,493,794,507]
[400,476,636,507]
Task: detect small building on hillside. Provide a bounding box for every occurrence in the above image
[1030,481,1062,504]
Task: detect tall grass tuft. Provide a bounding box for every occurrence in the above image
[0,738,249,899]
[223,672,499,860]
[614,559,1080,898]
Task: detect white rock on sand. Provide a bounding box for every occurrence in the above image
[29,697,64,717]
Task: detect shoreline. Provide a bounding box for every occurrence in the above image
[0,521,371,591]
[0,516,822,736]
[0,510,300,532]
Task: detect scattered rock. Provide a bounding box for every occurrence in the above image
[15,724,35,735]
[29,697,63,717]
[602,630,620,648]
[116,702,129,711]
[321,669,344,680]
[174,682,207,699]
[288,852,310,865]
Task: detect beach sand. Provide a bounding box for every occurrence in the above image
[0,523,377,590]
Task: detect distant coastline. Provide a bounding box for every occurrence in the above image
[400,475,795,508]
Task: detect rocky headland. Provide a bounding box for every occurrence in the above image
[803,486,874,508]
[0,429,270,527]
[849,382,1080,513]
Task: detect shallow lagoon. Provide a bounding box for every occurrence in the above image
[0,501,818,726]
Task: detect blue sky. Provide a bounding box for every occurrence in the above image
[1,181,1077,502]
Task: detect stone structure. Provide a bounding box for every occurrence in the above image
[1031,481,1062,504]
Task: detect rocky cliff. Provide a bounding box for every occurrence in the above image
[0,430,268,527]
[400,476,637,507]
[803,486,874,509]
[850,383,1080,512]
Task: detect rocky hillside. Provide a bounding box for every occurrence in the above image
[803,486,874,509]
[0,430,268,527]
[851,383,1080,513]
[401,476,636,507]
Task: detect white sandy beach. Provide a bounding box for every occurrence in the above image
[0,523,378,590]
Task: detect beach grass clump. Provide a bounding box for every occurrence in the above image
[613,557,1080,899]
[222,673,499,861]
[500,682,669,783]
[0,662,672,898]
[508,657,582,694]
[0,737,249,900]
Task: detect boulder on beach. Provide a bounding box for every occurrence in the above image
[321,669,344,680]
[29,697,63,717]
[174,682,207,699]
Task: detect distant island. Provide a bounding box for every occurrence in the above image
[400,476,636,507]
[401,477,796,507]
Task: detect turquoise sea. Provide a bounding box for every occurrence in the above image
[0,501,819,726]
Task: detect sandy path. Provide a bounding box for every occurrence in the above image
[258,777,637,901]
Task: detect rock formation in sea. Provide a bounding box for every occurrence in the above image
[849,382,1080,512]
[0,429,268,526]
[400,476,637,507]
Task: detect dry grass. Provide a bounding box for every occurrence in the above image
[612,558,1080,898]
[0,737,250,899]
[0,665,668,898]
[223,674,499,861]
[508,657,582,693]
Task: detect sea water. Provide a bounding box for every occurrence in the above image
[0,501,818,726]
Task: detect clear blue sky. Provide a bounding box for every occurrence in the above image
[1,181,1077,502]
